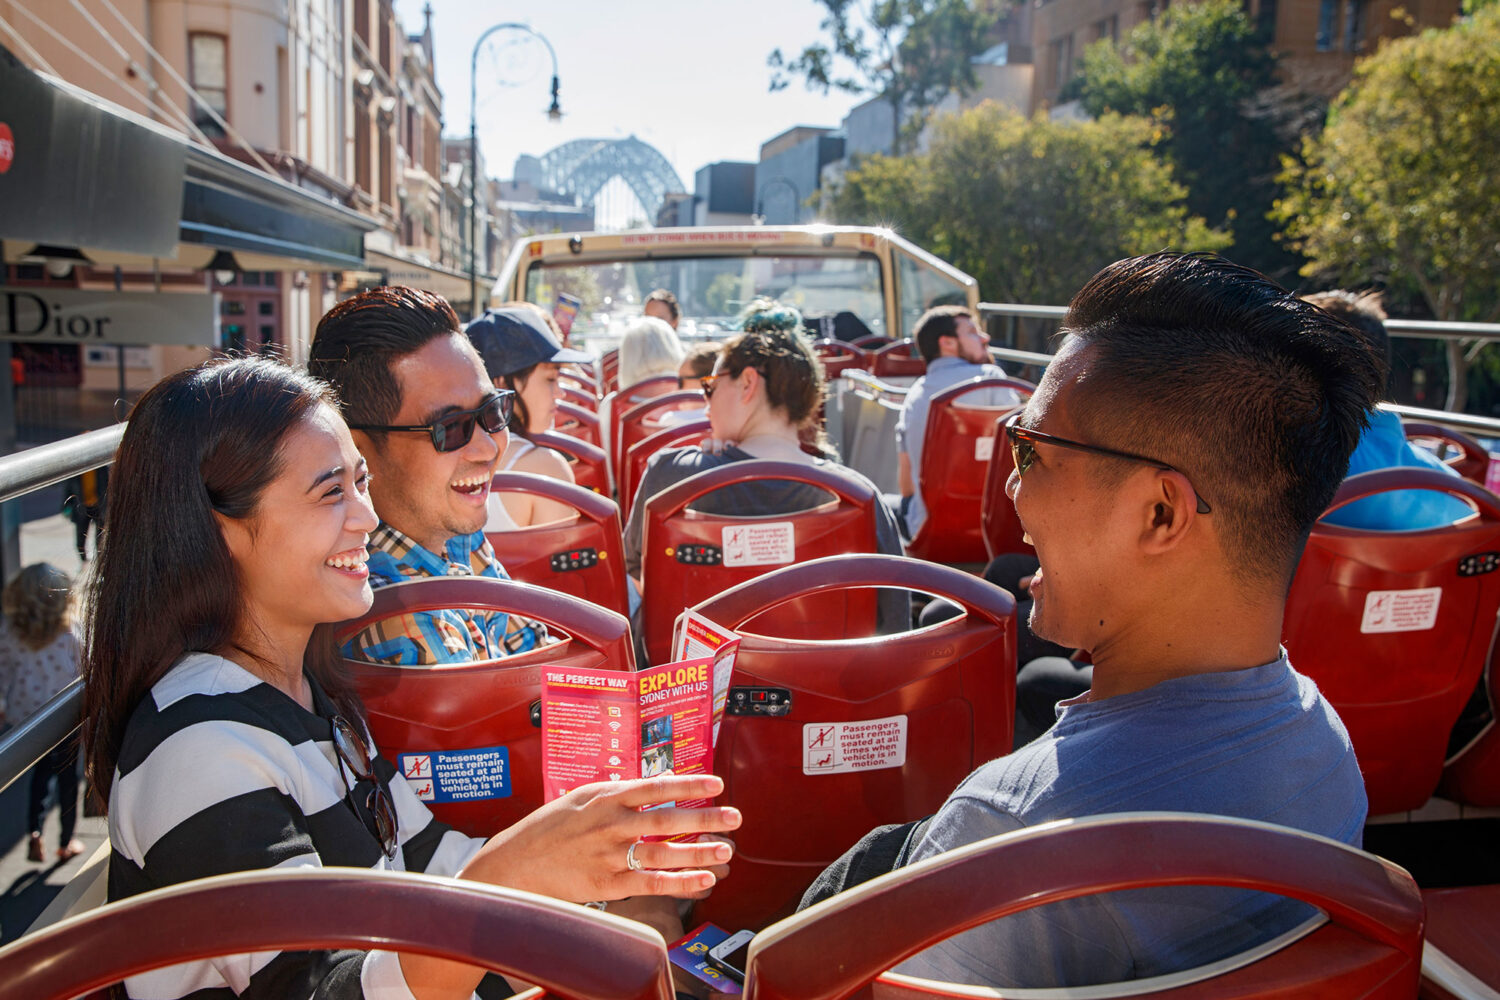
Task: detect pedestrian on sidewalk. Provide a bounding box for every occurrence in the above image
[0,563,83,862]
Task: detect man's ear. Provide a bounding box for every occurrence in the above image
[1138,470,1199,555]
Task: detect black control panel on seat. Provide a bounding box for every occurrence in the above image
[551,548,598,572]
[727,687,792,717]
[1458,552,1500,577]
[676,544,722,565]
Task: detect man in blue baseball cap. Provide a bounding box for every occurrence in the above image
[467,304,595,529]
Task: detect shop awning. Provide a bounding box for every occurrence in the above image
[0,44,377,270]
[364,248,488,304]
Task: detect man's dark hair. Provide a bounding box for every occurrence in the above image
[914,305,976,363]
[1301,289,1392,396]
[1063,252,1384,590]
[681,341,720,379]
[645,288,680,323]
[308,286,460,434]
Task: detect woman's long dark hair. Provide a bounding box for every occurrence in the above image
[81,357,364,801]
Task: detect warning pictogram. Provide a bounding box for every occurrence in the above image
[802,716,908,775]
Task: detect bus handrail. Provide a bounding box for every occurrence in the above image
[0,680,81,796]
[0,424,123,505]
[978,302,1500,341]
[0,425,122,797]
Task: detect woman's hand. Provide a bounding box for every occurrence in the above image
[459,773,740,903]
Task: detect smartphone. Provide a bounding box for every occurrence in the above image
[706,928,754,983]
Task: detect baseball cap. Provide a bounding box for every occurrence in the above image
[466,306,593,380]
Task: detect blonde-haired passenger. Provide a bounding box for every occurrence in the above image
[0,563,83,862]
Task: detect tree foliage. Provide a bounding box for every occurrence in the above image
[829,103,1228,306]
[1275,7,1500,410]
[769,0,1003,154]
[1070,0,1294,279]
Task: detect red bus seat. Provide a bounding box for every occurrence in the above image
[640,460,886,666]
[532,430,608,495]
[1421,885,1500,999]
[981,412,1034,562]
[560,366,600,396]
[336,577,634,836]
[743,813,1423,1000]
[559,383,598,413]
[815,339,870,379]
[601,348,620,393]
[854,334,893,350]
[1403,420,1490,485]
[1439,637,1500,806]
[1283,467,1500,815]
[615,389,707,492]
[907,377,1032,565]
[553,400,601,448]
[872,339,926,379]
[623,418,712,517]
[689,553,1016,930]
[486,471,630,619]
[0,868,674,1000]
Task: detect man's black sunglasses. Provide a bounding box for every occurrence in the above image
[349,391,514,453]
[331,715,399,859]
[1004,412,1212,515]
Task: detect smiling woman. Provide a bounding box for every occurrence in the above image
[78,356,741,1000]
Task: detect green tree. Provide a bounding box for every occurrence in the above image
[1071,0,1294,279]
[769,0,1004,154]
[829,102,1228,306]
[1275,7,1500,411]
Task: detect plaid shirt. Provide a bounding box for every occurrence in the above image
[343,523,549,666]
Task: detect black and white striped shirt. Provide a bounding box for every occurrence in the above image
[107,653,484,999]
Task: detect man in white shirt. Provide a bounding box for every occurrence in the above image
[896,306,1021,537]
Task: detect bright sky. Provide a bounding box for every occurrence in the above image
[397,0,864,214]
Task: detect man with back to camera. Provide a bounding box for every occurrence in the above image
[1301,289,1472,531]
[307,285,547,665]
[895,305,1021,538]
[874,253,1382,988]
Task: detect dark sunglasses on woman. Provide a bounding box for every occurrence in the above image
[348,390,514,453]
[331,715,399,859]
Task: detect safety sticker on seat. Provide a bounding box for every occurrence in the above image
[803,716,908,775]
[722,522,795,567]
[975,436,996,462]
[1359,587,1442,634]
[397,746,511,802]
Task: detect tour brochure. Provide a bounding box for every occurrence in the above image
[540,610,740,808]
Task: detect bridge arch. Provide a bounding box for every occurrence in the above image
[532,136,685,223]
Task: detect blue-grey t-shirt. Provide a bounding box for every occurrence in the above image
[896,655,1367,989]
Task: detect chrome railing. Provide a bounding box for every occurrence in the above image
[0,425,122,794]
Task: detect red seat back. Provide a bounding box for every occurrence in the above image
[553,400,601,448]
[690,554,1016,931]
[0,869,674,1000]
[853,335,892,350]
[337,577,634,835]
[641,460,884,666]
[908,377,1032,564]
[616,390,707,491]
[981,412,1034,561]
[609,376,684,473]
[871,339,925,378]
[532,430,608,494]
[560,366,600,396]
[486,472,630,618]
[743,813,1423,1000]
[1440,640,1500,806]
[1421,885,1500,997]
[1284,468,1500,814]
[600,348,620,393]
[559,383,598,413]
[623,418,712,517]
[1403,419,1490,485]
[814,339,870,379]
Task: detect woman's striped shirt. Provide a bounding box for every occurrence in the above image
[107,652,485,999]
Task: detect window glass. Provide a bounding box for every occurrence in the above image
[189,34,227,136]
[1316,0,1338,51]
[525,253,886,342]
[896,249,969,339]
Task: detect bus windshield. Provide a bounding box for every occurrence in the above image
[523,253,886,341]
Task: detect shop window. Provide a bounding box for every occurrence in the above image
[258,300,275,316]
[1343,0,1368,51]
[189,33,228,137]
[1316,0,1338,50]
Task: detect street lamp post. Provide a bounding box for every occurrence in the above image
[469,23,562,320]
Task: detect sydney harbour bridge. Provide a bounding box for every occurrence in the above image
[517,135,685,228]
